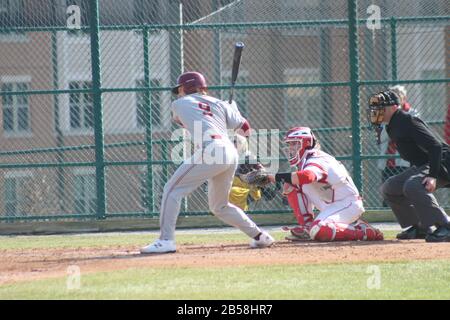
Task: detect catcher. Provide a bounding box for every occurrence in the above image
[241,127,384,242]
[229,135,262,211]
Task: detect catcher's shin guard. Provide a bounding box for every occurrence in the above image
[309,220,384,242]
[284,183,313,226]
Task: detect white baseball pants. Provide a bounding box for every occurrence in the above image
[159,139,262,240]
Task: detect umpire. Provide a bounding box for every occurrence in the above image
[368,90,450,242]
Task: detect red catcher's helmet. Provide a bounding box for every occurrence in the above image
[172,71,207,95]
[283,127,316,166]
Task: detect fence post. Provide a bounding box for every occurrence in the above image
[169,0,187,212]
[51,30,66,213]
[212,0,222,97]
[348,0,362,191]
[162,140,169,189]
[390,17,398,81]
[319,14,332,152]
[89,0,106,219]
[170,0,183,82]
[143,26,154,214]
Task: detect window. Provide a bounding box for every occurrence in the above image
[0,0,25,39]
[0,0,8,13]
[0,0,22,13]
[215,0,245,23]
[4,178,17,216]
[420,0,446,16]
[281,0,319,14]
[74,173,96,214]
[136,79,162,128]
[4,175,30,217]
[0,0,23,23]
[280,0,320,36]
[1,82,30,134]
[283,69,321,128]
[69,81,93,130]
[133,0,162,34]
[217,0,235,5]
[281,0,319,19]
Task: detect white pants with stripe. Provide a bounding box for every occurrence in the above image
[314,197,364,224]
[297,184,364,224]
[159,139,262,240]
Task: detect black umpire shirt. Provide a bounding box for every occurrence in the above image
[386,109,449,179]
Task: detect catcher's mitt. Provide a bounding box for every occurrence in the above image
[239,169,272,188]
[236,155,263,176]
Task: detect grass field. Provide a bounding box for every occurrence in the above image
[1,229,450,300]
[2,261,450,300]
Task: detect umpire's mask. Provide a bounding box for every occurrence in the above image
[367,90,400,129]
[367,100,385,128]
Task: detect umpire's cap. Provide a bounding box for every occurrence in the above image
[172,71,207,95]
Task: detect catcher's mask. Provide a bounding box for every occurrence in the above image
[282,127,316,166]
[367,90,400,129]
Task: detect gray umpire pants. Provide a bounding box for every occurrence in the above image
[381,165,450,228]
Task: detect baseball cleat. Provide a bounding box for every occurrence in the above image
[282,226,311,240]
[290,226,311,239]
[397,225,431,240]
[354,220,384,241]
[425,224,450,242]
[250,231,275,248]
[140,239,176,254]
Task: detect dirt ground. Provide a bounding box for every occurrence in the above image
[1,239,450,285]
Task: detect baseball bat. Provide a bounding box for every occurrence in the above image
[228,41,245,104]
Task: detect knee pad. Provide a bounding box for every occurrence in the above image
[309,220,336,241]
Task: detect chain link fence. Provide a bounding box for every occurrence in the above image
[0,0,449,222]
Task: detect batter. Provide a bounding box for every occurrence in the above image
[140,72,274,253]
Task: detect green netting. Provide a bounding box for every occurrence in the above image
[0,0,449,221]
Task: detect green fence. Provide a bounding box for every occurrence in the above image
[0,0,449,222]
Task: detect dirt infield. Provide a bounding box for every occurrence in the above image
[1,239,450,285]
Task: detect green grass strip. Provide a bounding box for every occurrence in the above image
[1,260,449,299]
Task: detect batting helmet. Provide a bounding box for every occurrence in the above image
[171,71,207,95]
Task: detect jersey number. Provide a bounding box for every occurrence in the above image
[198,102,213,117]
